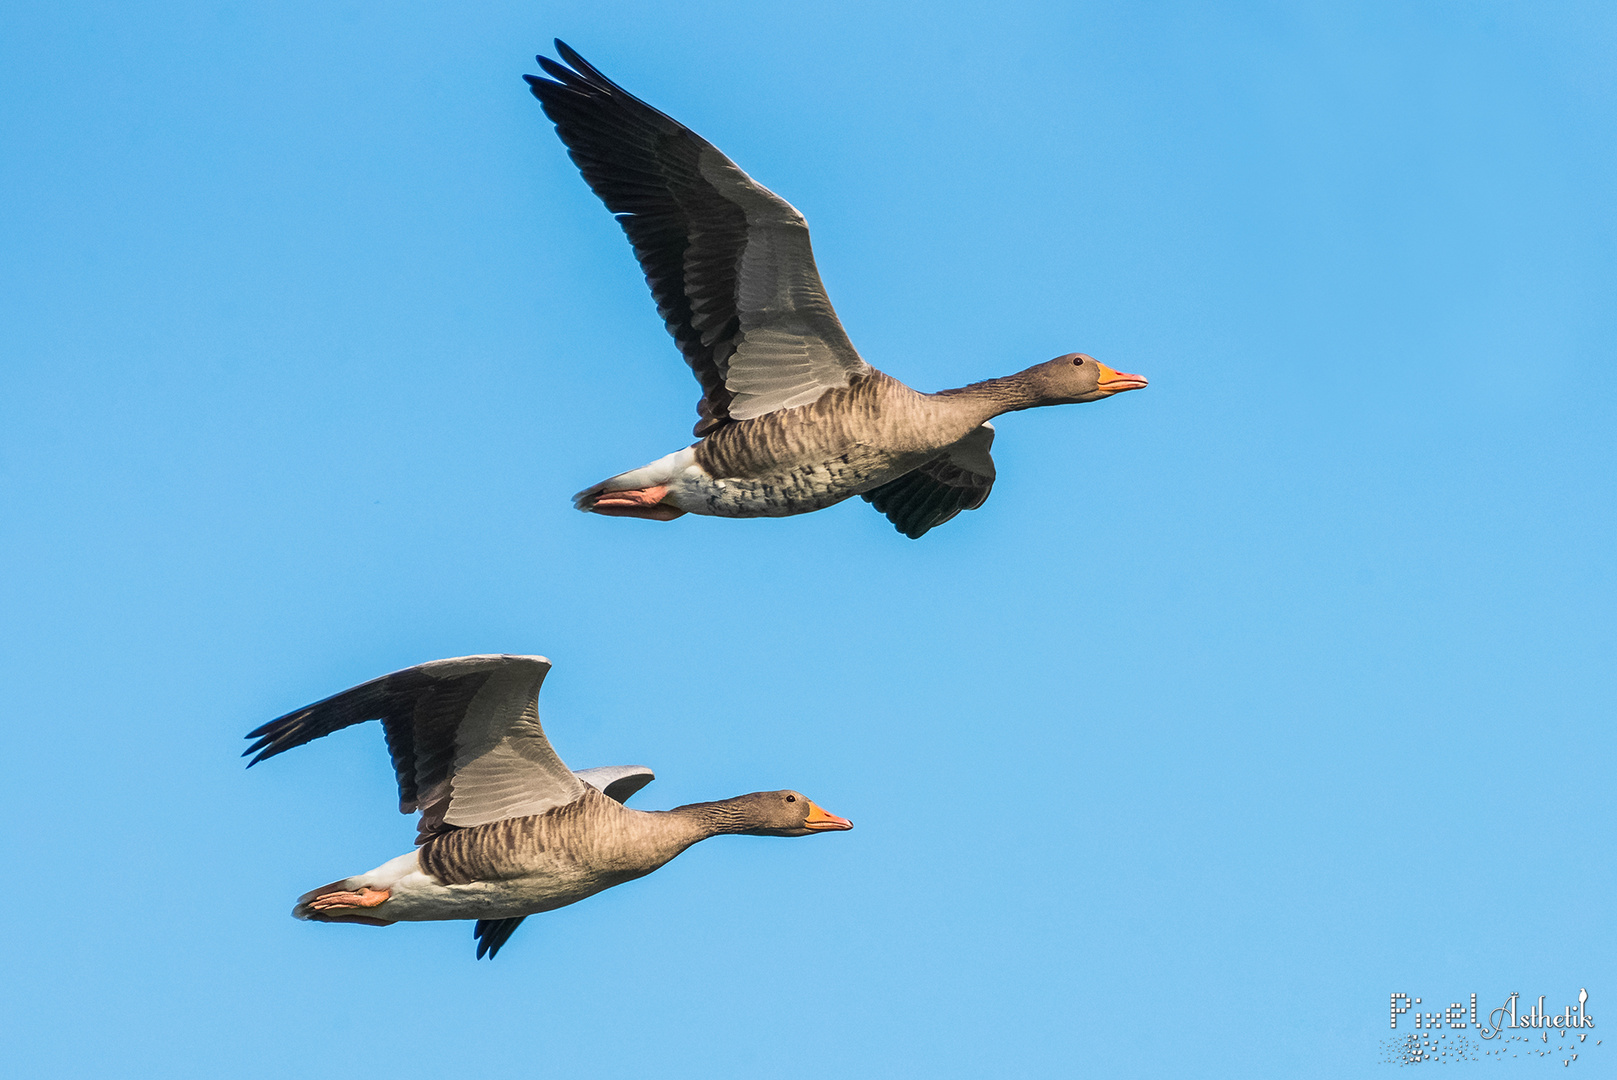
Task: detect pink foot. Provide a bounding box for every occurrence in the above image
[309,886,391,911]
[589,485,687,521]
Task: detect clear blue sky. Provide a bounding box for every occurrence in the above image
[3,2,1613,1076]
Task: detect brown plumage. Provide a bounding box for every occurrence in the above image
[527,41,1148,538]
[247,655,852,959]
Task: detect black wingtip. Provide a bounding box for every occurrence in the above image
[549,40,618,90]
[554,39,583,68]
[243,717,276,739]
[527,41,584,94]
[473,916,526,960]
[534,56,574,84]
[242,733,270,764]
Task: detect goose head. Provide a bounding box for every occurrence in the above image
[1028,352,1148,404]
[726,790,854,836]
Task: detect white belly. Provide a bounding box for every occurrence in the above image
[588,441,937,519]
[664,447,925,518]
[328,850,621,923]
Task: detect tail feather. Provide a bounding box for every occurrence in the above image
[573,448,695,514]
[572,480,608,512]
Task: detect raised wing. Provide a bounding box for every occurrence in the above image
[526,41,872,435]
[244,655,586,838]
[572,765,656,804]
[862,423,997,539]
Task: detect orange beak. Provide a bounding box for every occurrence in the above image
[803,801,853,831]
[1095,361,1148,394]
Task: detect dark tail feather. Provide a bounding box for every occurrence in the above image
[474,917,527,960]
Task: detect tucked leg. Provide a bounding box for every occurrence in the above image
[308,886,391,911]
[588,485,687,521]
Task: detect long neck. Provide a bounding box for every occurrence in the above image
[933,371,1047,427]
[623,799,759,867]
[663,798,759,839]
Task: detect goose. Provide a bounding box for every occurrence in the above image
[527,42,1148,539]
[243,654,852,959]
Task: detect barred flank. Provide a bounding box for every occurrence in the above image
[417,797,600,885]
[420,816,540,885]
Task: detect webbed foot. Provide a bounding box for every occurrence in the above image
[587,485,687,520]
[308,886,391,911]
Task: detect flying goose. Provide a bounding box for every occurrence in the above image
[244,654,852,959]
[527,42,1147,539]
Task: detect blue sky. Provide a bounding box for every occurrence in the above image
[3,1,1614,1076]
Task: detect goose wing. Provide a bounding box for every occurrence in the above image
[244,655,585,839]
[571,764,656,804]
[526,41,873,436]
[862,423,997,539]
[474,916,527,960]
[469,763,654,962]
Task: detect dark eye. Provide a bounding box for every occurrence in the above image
[786,795,796,803]
[1072,357,1083,365]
